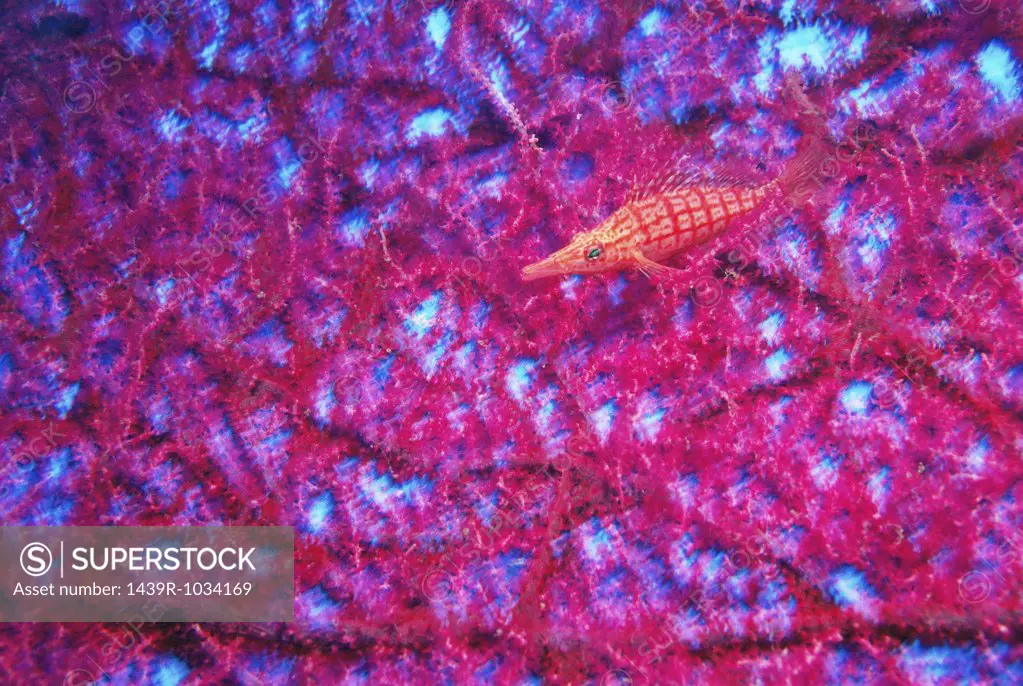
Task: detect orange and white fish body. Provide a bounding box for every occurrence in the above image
[521,181,776,281]
[521,76,831,282]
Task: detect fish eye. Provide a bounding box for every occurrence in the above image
[585,245,603,261]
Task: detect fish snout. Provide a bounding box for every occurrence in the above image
[521,255,560,281]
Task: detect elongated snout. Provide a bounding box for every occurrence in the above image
[520,254,563,281]
[519,248,576,280]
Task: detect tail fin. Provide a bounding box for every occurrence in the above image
[777,74,834,206]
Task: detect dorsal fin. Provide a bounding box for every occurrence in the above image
[628,161,765,203]
[628,157,689,202]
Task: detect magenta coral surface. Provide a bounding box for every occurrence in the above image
[2,0,1023,684]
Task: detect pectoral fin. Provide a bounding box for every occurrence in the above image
[631,250,677,278]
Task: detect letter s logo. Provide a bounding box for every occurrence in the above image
[63,81,96,114]
[21,542,53,577]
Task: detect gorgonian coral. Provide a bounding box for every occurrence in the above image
[2,0,1023,683]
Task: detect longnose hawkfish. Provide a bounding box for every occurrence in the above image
[522,87,829,281]
[521,174,777,281]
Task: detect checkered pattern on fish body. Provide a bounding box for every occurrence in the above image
[615,185,772,261]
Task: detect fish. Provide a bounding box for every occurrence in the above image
[520,176,781,281]
[522,79,829,281]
